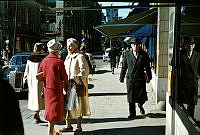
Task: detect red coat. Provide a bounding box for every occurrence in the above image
[38,53,68,122]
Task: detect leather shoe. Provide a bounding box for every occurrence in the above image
[74,128,83,135]
[138,104,145,115]
[59,127,73,132]
[128,115,136,119]
[35,119,47,124]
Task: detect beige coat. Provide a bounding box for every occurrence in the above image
[64,52,91,118]
[23,60,44,111]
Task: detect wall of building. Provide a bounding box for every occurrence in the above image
[0,1,40,55]
[151,6,169,106]
[62,1,102,52]
[165,6,200,135]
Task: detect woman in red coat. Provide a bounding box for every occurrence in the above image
[38,39,68,135]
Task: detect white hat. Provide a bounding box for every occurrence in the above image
[47,39,62,52]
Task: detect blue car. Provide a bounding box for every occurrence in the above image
[9,52,33,72]
[5,52,48,92]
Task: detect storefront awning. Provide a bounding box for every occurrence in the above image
[95,8,200,37]
[94,8,157,38]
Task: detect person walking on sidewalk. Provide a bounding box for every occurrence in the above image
[60,38,91,134]
[109,46,118,74]
[119,37,152,119]
[38,39,68,135]
[23,43,46,124]
[178,36,200,120]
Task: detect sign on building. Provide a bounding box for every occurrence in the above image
[106,9,118,23]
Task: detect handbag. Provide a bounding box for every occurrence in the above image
[65,83,79,110]
[76,84,86,97]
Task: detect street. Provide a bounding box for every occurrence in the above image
[18,56,166,135]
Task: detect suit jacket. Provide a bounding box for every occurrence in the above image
[179,49,200,105]
[120,49,152,103]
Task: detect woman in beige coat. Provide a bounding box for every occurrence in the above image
[23,43,46,124]
[60,38,90,134]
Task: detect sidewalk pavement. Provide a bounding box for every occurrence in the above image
[21,63,166,135]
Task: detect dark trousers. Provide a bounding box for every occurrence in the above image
[187,104,195,118]
[129,103,136,116]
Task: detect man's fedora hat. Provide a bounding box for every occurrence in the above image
[184,36,195,44]
[129,38,141,44]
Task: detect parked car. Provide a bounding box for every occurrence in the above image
[8,52,33,92]
[9,52,33,72]
[103,48,111,62]
[5,52,48,92]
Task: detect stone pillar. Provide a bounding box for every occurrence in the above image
[154,7,169,105]
[166,7,175,135]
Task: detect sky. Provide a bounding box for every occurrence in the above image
[98,2,133,19]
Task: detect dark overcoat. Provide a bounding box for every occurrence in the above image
[109,47,118,68]
[120,49,152,104]
[179,49,200,105]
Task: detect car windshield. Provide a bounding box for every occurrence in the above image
[10,56,17,65]
[10,56,28,65]
[21,56,28,64]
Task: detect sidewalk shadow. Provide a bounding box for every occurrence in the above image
[95,70,111,74]
[145,113,166,118]
[89,92,127,96]
[88,84,94,89]
[83,126,165,135]
[55,116,146,125]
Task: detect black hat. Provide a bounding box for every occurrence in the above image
[184,36,195,44]
[129,38,141,44]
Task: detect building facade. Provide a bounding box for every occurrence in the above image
[0,1,41,57]
[40,1,102,52]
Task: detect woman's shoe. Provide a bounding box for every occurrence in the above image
[74,128,82,135]
[34,114,46,124]
[35,119,47,124]
[54,132,60,135]
[53,130,60,135]
[59,127,73,132]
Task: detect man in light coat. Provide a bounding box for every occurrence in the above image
[119,38,152,119]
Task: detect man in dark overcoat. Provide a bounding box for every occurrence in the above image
[179,37,200,119]
[119,38,152,119]
[109,47,118,74]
